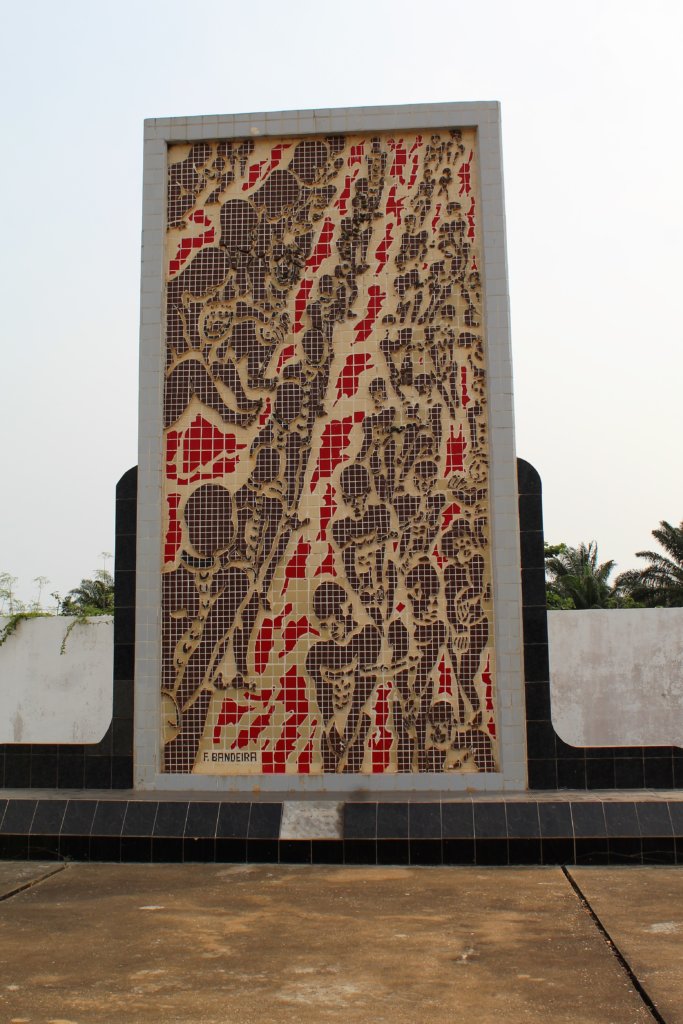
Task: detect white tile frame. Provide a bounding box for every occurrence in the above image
[135,102,526,793]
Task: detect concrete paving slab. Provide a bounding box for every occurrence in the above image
[0,862,64,900]
[0,864,651,1024]
[570,866,683,1023]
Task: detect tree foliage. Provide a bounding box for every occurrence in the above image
[60,570,114,616]
[615,520,683,607]
[545,541,626,609]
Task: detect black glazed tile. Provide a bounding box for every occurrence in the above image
[4,756,31,788]
[608,837,642,864]
[311,840,344,865]
[521,568,547,607]
[344,803,377,839]
[526,720,557,759]
[113,679,134,717]
[84,758,111,789]
[30,756,58,788]
[570,803,607,838]
[522,606,548,645]
[520,530,544,568]
[185,802,219,838]
[246,839,279,862]
[614,758,644,789]
[586,758,616,789]
[644,758,674,789]
[152,838,183,862]
[113,718,134,755]
[248,803,282,840]
[216,803,250,838]
[279,841,312,864]
[641,838,676,865]
[113,643,135,681]
[409,803,441,839]
[667,802,683,835]
[409,840,442,865]
[557,759,587,789]
[1,800,36,834]
[343,839,376,865]
[377,839,410,865]
[604,802,639,838]
[215,838,247,863]
[31,800,67,835]
[122,802,158,836]
[505,803,540,837]
[90,836,121,862]
[59,836,91,861]
[57,756,85,789]
[28,835,61,861]
[475,838,508,865]
[636,803,673,836]
[574,838,609,865]
[524,682,551,720]
[538,802,572,838]
[541,837,574,864]
[442,802,474,838]
[120,836,152,862]
[153,802,189,837]
[61,801,98,836]
[518,492,543,532]
[0,835,29,858]
[676,837,683,864]
[111,757,133,789]
[92,801,128,837]
[473,802,507,838]
[442,838,475,864]
[377,803,409,838]
[0,799,6,827]
[183,838,216,863]
[527,759,558,789]
[523,644,550,684]
[507,838,542,864]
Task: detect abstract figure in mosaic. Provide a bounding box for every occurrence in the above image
[161,129,497,775]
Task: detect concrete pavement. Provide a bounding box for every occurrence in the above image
[0,862,680,1023]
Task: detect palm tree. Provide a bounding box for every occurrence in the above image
[615,520,683,607]
[60,570,114,615]
[545,541,620,609]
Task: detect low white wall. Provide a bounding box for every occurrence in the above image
[0,616,113,744]
[549,608,683,748]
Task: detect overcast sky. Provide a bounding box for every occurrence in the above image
[1,0,681,606]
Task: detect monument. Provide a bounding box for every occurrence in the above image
[135,103,525,792]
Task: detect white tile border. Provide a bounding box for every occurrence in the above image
[135,102,526,794]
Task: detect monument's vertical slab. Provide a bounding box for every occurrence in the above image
[136,104,525,792]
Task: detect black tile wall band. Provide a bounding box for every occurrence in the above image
[517,459,683,791]
[1,798,682,866]
[0,467,136,791]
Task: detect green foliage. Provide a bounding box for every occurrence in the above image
[60,569,114,616]
[0,610,51,648]
[615,520,683,607]
[545,541,627,609]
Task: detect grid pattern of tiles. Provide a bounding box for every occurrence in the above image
[518,459,683,790]
[1,797,681,866]
[160,128,498,777]
[0,469,135,790]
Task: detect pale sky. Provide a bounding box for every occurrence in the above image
[1,0,681,605]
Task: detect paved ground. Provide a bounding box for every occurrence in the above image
[0,863,679,1024]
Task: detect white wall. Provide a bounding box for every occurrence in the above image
[549,609,683,748]
[0,616,113,744]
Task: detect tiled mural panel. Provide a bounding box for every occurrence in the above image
[161,130,496,775]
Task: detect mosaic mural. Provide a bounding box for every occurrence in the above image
[161,130,497,775]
